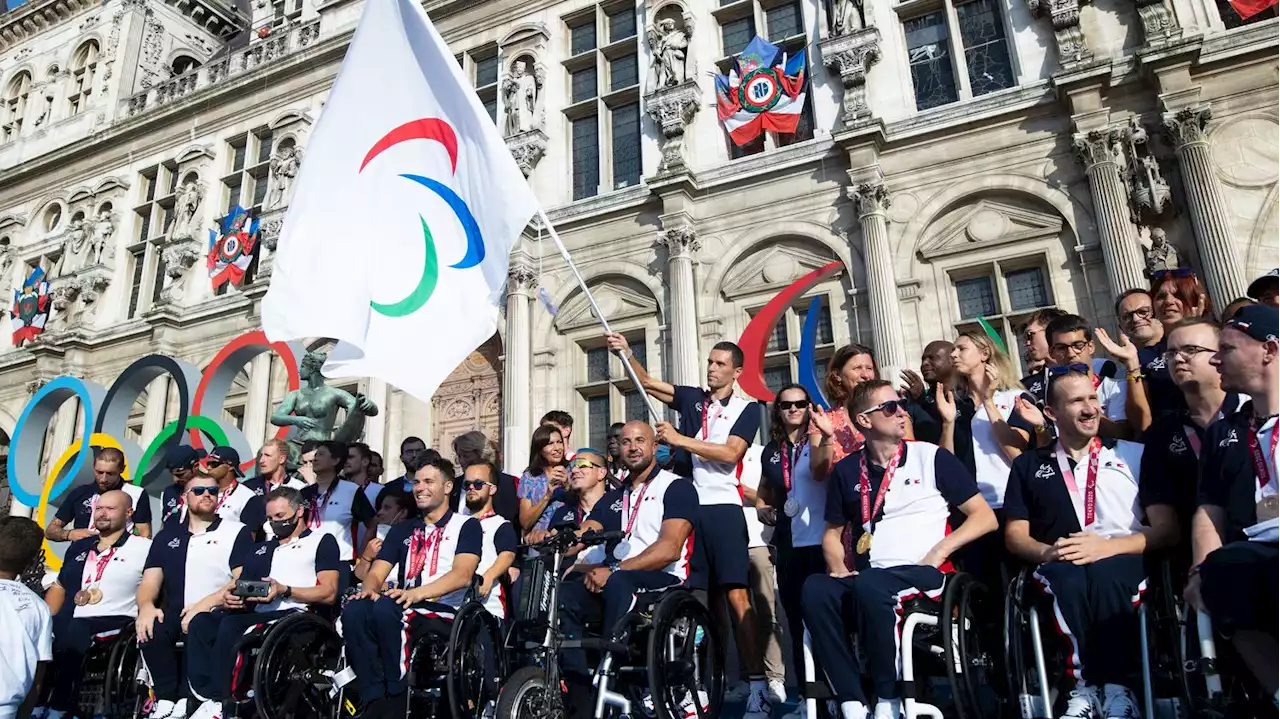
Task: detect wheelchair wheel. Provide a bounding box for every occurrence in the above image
[446,601,506,719]
[104,629,146,718]
[646,591,724,719]
[252,612,344,719]
[942,573,1002,719]
[495,665,563,719]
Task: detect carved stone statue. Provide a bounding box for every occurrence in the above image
[502,61,540,136]
[831,0,866,35]
[646,19,689,89]
[53,218,90,277]
[269,350,380,460]
[268,146,301,208]
[33,91,53,127]
[90,210,114,265]
[1144,228,1180,278]
[173,180,204,239]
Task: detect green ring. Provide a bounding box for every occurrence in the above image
[135,415,231,485]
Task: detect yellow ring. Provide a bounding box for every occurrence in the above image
[37,433,130,572]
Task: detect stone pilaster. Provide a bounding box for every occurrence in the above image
[657,225,702,386]
[1162,105,1246,305]
[243,353,271,449]
[645,81,701,175]
[502,260,537,475]
[1073,129,1147,295]
[819,28,881,126]
[141,375,170,444]
[1027,0,1094,69]
[849,181,907,381]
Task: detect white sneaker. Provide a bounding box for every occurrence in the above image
[1102,684,1139,719]
[678,689,710,718]
[1060,685,1101,719]
[839,701,869,719]
[187,700,222,719]
[726,681,750,702]
[768,679,788,704]
[744,686,775,719]
[872,699,901,719]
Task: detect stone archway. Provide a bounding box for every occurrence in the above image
[430,334,502,456]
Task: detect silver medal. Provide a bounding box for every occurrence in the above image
[613,540,630,560]
[783,498,801,517]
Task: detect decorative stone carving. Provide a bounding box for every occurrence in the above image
[820,28,881,125]
[658,226,700,260]
[26,378,47,395]
[91,210,115,265]
[1143,227,1180,277]
[33,90,53,127]
[851,181,890,217]
[1073,124,1147,295]
[270,350,380,459]
[501,58,545,137]
[646,15,692,89]
[260,217,284,251]
[831,0,867,35]
[505,129,549,177]
[1123,118,1172,226]
[1162,105,1210,148]
[172,179,204,240]
[1136,0,1180,46]
[52,218,90,277]
[142,14,164,66]
[268,144,302,208]
[1027,0,1093,69]
[158,240,201,303]
[644,80,700,174]
[507,264,538,293]
[1072,128,1125,170]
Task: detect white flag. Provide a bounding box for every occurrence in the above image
[262,0,537,402]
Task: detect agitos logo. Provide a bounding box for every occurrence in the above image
[7,330,304,568]
[737,260,843,409]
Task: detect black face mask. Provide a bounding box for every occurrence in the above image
[270,514,300,538]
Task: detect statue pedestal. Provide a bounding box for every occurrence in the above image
[49,263,113,330]
[158,239,203,305]
[820,28,881,126]
[645,81,701,175]
[505,129,549,178]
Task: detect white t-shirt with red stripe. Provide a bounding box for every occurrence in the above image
[611,469,700,582]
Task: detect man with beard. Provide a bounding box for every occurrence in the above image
[39,491,152,719]
[391,436,428,491]
[1004,368,1176,719]
[453,431,519,523]
[197,446,267,534]
[1187,305,1279,706]
[160,446,205,533]
[459,461,517,620]
[47,447,152,541]
[244,439,305,499]
[900,340,953,445]
[369,451,385,486]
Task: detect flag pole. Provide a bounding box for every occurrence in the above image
[536,208,663,423]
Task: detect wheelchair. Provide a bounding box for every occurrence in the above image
[221,610,347,719]
[46,624,147,719]
[799,571,1003,719]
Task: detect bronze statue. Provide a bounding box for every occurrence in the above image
[270,350,379,459]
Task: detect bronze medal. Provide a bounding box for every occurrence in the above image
[87,586,103,605]
[1257,495,1279,522]
[73,590,90,606]
[856,532,873,555]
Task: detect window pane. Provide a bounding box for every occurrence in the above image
[904,11,958,110]
[136,208,152,242]
[777,93,814,146]
[571,67,598,103]
[610,54,638,91]
[731,133,765,159]
[231,141,247,172]
[127,250,145,318]
[572,115,600,201]
[766,2,803,41]
[571,21,597,55]
[956,0,1014,97]
[587,395,609,449]
[956,276,997,319]
[144,173,157,202]
[721,17,755,56]
[474,55,498,86]
[483,97,497,124]
[225,178,242,212]
[766,315,789,353]
[797,302,834,344]
[151,254,168,304]
[1005,267,1049,312]
[251,175,268,208]
[608,8,636,41]
[624,390,647,422]
[587,347,610,383]
[256,133,273,164]
[611,103,641,189]
[630,336,647,369]
[764,365,791,395]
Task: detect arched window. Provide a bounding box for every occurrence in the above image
[68,41,100,115]
[171,55,201,76]
[3,71,32,142]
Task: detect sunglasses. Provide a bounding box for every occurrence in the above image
[777,400,809,410]
[571,460,603,470]
[462,480,494,491]
[860,399,908,417]
[187,486,218,496]
[1151,268,1195,281]
[203,459,227,469]
[1047,363,1090,377]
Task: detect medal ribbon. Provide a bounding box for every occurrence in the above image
[622,480,653,538]
[859,442,903,534]
[1248,416,1279,490]
[307,480,340,529]
[214,482,239,512]
[81,546,116,588]
[700,393,728,440]
[781,441,806,494]
[406,525,446,582]
[1054,437,1101,527]
[1182,425,1202,459]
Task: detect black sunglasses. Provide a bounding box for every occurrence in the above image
[860,399,908,417]
[187,486,218,496]
[462,480,494,491]
[777,400,809,410]
[1047,363,1090,377]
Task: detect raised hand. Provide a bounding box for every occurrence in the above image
[809,406,835,438]
[899,369,926,401]
[935,383,957,423]
[605,333,631,355]
[1094,328,1139,370]
[1015,395,1045,429]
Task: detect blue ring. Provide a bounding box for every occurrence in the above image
[797,295,830,410]
[8,377,100,506]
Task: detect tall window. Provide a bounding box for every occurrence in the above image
[460,46,499,124]
[563,1,642,201]
[128,163,180,316]
[901,0,1015,112]
[751,300,836,394]
[68,41,100,115]
[3,71,31,142]
[950,260,1052,375]
[217,131,270,293]
[577,332,649,449]
[269,0,303,27]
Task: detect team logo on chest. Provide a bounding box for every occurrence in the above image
[1146,355,1166,371]
[75,551,88,562]
[611,499,623,513]
[1220,429,1239,447]
[1035,464,1055,479]
[255,546,269,555]
[168,538,181,548]
[1169,433,1188,455]
[770,452,781,464]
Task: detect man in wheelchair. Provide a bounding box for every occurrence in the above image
[341,452,482,719]
[183,486,342,719]
[1004,366,1178,719]
[802,379,997,719]
[557,420,699,718]
[39,490,152,719]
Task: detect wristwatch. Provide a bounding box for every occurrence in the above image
[282,586,293,599]
[607,559,621,572]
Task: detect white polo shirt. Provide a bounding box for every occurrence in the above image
[970,388,1025,509]
[302,478,376,563]
[738,446,770,549]
[214,481,266,529]
[669,386,762,506]
[145,517,254,612]
[1097,375,1129,422]
[375,511,483,608]
[613,470,699,581]
[0,579,52,719]
[473,513,518,618]
[240,530,342,613]
[57,533,152,619]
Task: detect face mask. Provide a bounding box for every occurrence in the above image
[270,515,300,539]
[376,523,393,541]
[655,445,672,467]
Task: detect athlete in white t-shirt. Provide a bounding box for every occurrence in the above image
[459,462,518,620]
[0,517,53,719]
[300,441,376,565]
[197,446,268,534]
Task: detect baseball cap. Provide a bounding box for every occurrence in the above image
[1246,268,1278,300]
[200,445,245,476]
[1224,304,1278,344]
[165,445,206,470]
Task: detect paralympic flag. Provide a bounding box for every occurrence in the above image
[262,0,537,402]
[714,36,807,146]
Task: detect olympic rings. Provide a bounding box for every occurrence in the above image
[6,330,304,562]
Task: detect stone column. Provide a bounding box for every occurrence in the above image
[1162,105,1246,306]
[850,182,907,380]
[502,262,537,475]
[243,353,272,450]
[659,226,702,387]
[141,376,169,442]
[363,378,389,460]
[1072,129,1147,296]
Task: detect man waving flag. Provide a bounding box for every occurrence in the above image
[262,0,537,402]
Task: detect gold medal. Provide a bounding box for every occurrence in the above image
[87,587,103,605]
[856,532,873,555]
[73,590,90,606]
[1257,495,1279,522]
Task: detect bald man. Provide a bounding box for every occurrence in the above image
[40,490,153,719]
[901,340,954,445]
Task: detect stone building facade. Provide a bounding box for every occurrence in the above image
[0,0,1274,491]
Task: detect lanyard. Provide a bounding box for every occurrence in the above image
[622,481,653,537]
[164,491,184,522]
[1054,437,1101,527]
[215,482,238,512]
[859,443,903,533]
[701,394,728,440]
[781,441,805,493]
[1182,425,1203,459]
[407,525,445,581]
[82,546,116,587]
[1248,416,1279,490]
[308,480,340,528]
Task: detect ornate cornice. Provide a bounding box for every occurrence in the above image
[657,226,700,260]
[506,264,538,295]
[1161,105,1211,148]
[1071,128,1125,169]
[505,129,548,178]
[0,0,99,54]
[819,27,881,125]
[1027,0,1094,69]
[849,182,891,218]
